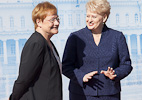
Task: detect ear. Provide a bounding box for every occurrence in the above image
[103,14,108,23]
[36,19,42,28]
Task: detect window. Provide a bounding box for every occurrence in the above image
[21,16,25,28]
[59,14,64,26]
[77,0,79,4]
[135,13,138,24]
[116,14,119,24]
[84,14,86,25]
[11,44,15,55]
[140,34,142,54]
[19,39,26,55]
[68,14,73,26]
[126,14,129,24]
[130,34,137,55]
[76,14,81,26]
[0,17,3,28]
[10,17,14,28]
[0,41,3,55]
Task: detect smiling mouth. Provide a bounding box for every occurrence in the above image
[88,21,94,25]
[51,27,58,29]
[88,23,94,26]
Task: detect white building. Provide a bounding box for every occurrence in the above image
[0,0,142,100]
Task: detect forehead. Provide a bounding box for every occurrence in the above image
[86,10,98,15]
[44,15,58,20]
[46,9,57,16]
[45,14,58,18]
[45,11,58,18]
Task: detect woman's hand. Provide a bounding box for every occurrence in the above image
[83,71,98,82]
[101,67,117,80]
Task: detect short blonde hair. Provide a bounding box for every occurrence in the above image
[86,0,111,17]
[32,1,57,30]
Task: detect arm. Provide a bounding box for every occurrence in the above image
[10,42,44,100]
[62,33,86,87]
[114,32,133,82]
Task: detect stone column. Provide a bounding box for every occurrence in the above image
[137,34,141,55]
[15,39,20,63]
[5,75,9,98]
[127,35,131,55]
[3,40,7,64]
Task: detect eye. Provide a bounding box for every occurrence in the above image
[50,18,55,22]
[86,15,90,18]
[92,15,97,18]
[56,17,60,21]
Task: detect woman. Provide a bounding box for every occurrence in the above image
[62,0,132,100]
[9,2,62,100]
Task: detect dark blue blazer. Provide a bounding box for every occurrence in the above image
[62,25,133,96]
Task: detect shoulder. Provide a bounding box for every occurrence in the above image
[71,27,86,36]
[106,27,125,39]
[24,31,46,49]
[108,27,122,35]
[107,27,126,45]
[68,27,87,40]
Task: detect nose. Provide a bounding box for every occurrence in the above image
[88,17,93,22]
[54,19,60,25]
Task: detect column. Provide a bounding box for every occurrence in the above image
[127,35,131,55]
[5,75,9,98]
[64,12,68,29]
[137,34,141,55]
[15,39,20,63]
[3,40,7,64]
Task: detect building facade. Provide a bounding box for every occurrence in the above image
[0,0,142,100]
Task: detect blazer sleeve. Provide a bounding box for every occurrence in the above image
[114,32,133,82]
[10,42,44,100]
[62,33,86,87]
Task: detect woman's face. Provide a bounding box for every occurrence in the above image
[86,10,106,31]
[40,14,60,35]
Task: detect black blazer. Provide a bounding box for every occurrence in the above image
[10,31,62,100]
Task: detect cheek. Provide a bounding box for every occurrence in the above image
[86,17,90,21]
[98,17,103,23]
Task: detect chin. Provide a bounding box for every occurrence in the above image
[87,25,94,29]
[53,31,58,34]
[87,27,94,30]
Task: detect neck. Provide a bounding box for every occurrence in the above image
[36,28,53,49]
[92,24,104,34]
[36,27,53,42]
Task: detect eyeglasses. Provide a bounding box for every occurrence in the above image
[47,16,60,23]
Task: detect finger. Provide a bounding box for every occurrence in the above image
[87,76,92,79]
[110,74,117,80]
[113,74,117,77]
[100,70,104,74]
[85,78,89,82]
[92,71,98,75]
[83,77,89,82]
[108,67,111,71]
[111,70,115,75]
[110,68,113,73]
[89,71,98,76]
[83,73,94,82]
